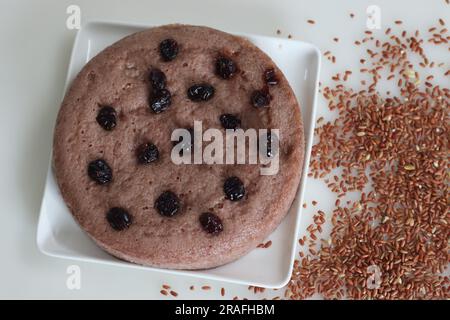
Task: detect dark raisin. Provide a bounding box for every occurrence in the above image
[159,39,179,61]
[264,68,279,85]
[251,89,271,107]
[150,89,171,113]
[155,191,180,217]
[223,176,245,201]
[219,114,241,130]
[106,207,132,231]
[173,128,194,156]
[88,159,112,185]
[96,106,116,131]
[199,212,224,235]
[216,56,237,79]
[149,68,166,90]
[187,84,215,101]
[137,143,159,164]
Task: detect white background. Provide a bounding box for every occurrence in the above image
[0,0,447,299]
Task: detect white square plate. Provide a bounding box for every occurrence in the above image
[37,21,320,288]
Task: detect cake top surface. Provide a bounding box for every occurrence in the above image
[53,24,304,269]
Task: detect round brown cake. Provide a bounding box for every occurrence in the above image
[53,24,304,269]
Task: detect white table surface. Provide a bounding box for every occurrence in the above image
[0,0,446,299]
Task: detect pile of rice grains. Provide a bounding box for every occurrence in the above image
[287,19,449,300]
